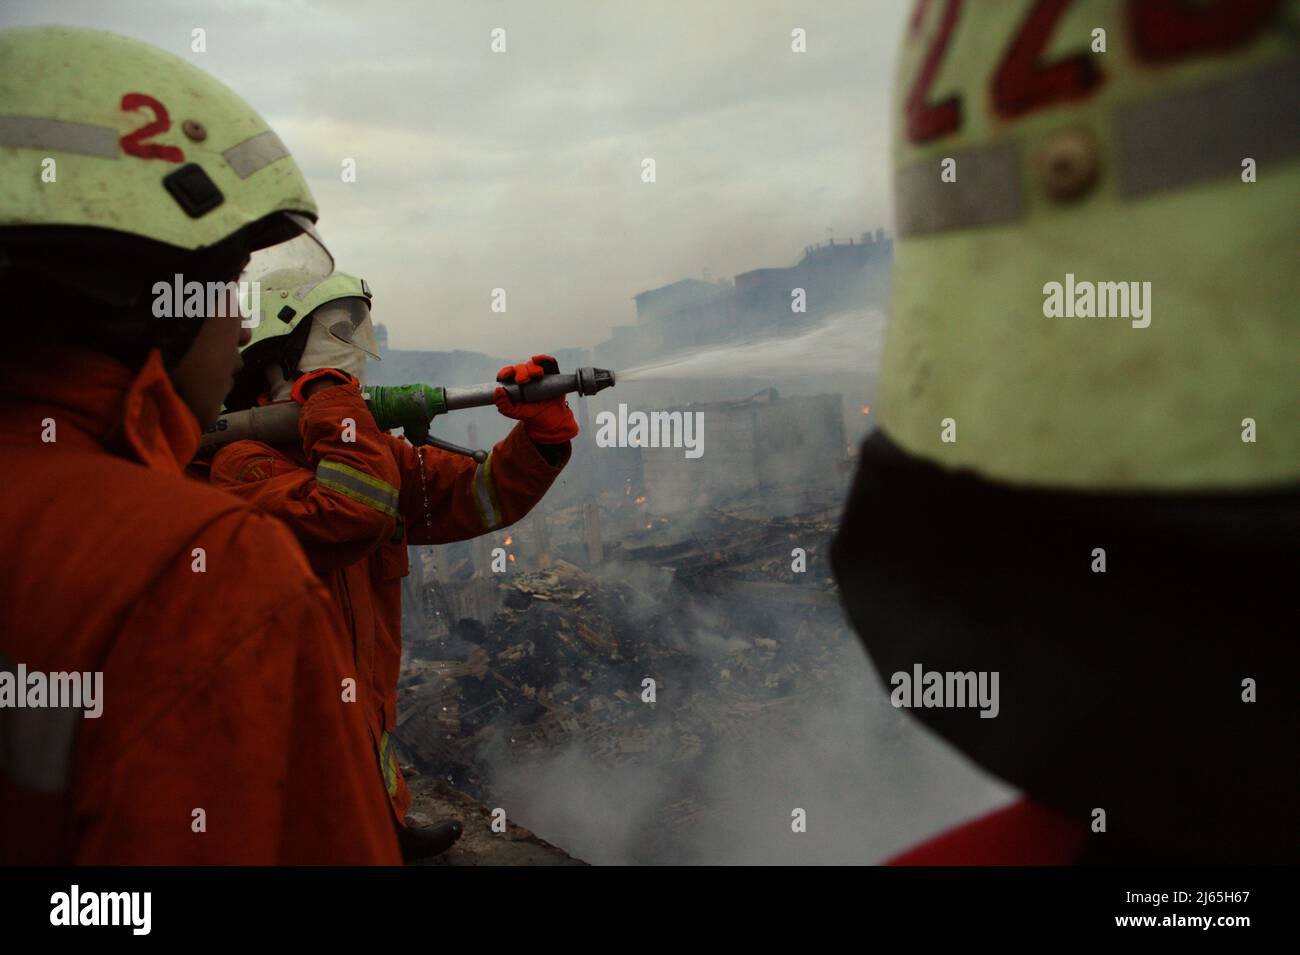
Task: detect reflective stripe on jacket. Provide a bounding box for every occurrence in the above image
[0,348,400,864]
[208,381,568,821]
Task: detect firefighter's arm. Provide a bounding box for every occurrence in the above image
[390,422,569,545]
[209,380,401,574]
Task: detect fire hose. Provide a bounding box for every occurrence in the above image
[199,366,616,462]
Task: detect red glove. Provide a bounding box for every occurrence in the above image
[493,354,578,444]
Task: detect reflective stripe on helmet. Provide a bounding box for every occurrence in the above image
[0,27,319,251]
[896,56,1300,236]
[222,130,291,180]
[1114,55,1300,198]
[882,3,1299,491]
[0,115,119,158]
[896,140,1022,236]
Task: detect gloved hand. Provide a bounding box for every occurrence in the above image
[366,384,444,436]
[493,354,578,444]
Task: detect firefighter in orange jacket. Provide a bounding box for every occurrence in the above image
[210,268,574,857]
[0,27,400,864]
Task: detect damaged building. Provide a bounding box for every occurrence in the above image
[638,388,847,517]
[594,230,892,371]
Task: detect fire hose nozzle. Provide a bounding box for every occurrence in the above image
[445,367,617,410]
[574,367,616,396]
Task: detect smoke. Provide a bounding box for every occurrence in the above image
[435,305,1014,865]
[617,307,886,383]
[681,644,1014,865]
[482,579,1013,865]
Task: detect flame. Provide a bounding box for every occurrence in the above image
[862,406,870,414]
[508,553,515,562]
[503,535,512,546]
[634,496,646,505]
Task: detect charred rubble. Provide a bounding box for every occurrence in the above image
[379,379,902,863]
[390,489,890,862]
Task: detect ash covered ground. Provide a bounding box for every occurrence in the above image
[393,474,1012,865]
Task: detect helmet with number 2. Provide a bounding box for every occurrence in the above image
[881,0,1297,492]
[0,25,332,310]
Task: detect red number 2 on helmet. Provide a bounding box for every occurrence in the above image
[904,0,1281,144]
[119,93,185,162]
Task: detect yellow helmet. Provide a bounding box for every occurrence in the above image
[833,0,1299,866]
[0,26,331,325]
[879,1,1297,491]
[225,269,376,410]
[245,270,374,352]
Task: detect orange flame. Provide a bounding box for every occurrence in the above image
[503,536,513,546]
[862,407,871,414]
[508,553,515,562]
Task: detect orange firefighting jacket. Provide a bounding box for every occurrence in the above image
[207,381,568,820]
[0,348,401,865]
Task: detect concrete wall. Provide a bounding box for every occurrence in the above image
[639,402,759,513]
[639,391,845,516]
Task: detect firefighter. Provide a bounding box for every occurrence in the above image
[212,268,576,858]
[832,1,1297,863]
[0,26,401,864]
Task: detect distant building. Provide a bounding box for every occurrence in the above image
[632,278,725,322]
[734,233,893,328]
[594,229,892,371]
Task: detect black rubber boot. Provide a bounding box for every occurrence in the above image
[397,818,463,862]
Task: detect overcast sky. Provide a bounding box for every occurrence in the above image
[3,0,909,353]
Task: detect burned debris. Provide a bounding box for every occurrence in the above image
[382,375,955,863]
[402,770,585,867]
[392,481,885,862]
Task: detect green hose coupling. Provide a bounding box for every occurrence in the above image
[365,384,447,434]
